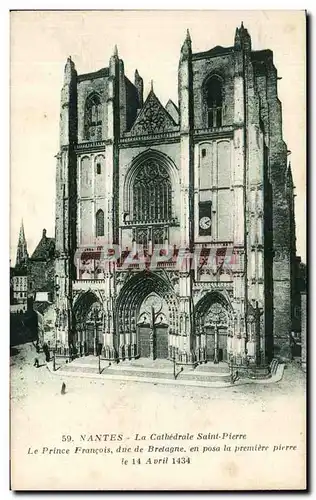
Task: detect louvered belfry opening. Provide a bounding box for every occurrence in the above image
[205,76,223,128]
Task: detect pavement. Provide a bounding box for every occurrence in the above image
[10,342,306,490]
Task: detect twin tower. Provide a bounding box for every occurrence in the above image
[54,24,296,374]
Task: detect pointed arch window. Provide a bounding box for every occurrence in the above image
[96,209,104,237]
[132,161,172,223]
[84,93,103,141]
[205,76,223,128]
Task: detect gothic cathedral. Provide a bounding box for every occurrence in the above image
[55,24,296,375]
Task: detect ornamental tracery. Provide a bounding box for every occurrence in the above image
[130,91,176,136]
[132,160,172,224]
[84,93,103,141]
[205,302,228,327]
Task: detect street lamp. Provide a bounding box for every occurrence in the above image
[93,306,99,357]
[53,349,56,371]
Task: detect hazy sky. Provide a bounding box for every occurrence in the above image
[10,10,306,263]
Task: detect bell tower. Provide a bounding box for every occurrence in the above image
[55,56,78,353]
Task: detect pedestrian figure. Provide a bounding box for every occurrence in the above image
[33,358,39,368]
[231,370,239,384]
[35,340,40,354]
[43,343,50,362]
[61,382,66,395]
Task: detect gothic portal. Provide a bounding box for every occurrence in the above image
[54,24,297,372]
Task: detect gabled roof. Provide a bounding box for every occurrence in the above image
[77,67,109,82]
[31,232,55,261]
[192,45,233,60]
[130,89,178,136]
[165,100,179,125]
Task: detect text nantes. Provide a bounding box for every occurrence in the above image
[80,434,123,442]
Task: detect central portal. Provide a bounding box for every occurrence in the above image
[115,271,177,361]
[137,293,169,360]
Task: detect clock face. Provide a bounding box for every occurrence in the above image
[199,216,211,230]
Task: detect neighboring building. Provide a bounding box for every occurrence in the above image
[34,299,56,346]
[28,229,56,303]
[54,24,298,373]
[11,274,28,313]
[292,257,307,334]
[10,267,14,305]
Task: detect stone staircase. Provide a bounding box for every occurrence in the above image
[270,358,279,375]
[59,357,231,384]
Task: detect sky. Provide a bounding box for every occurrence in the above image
[10,10,306,264]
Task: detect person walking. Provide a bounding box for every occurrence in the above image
[61,382,66,395]
[33,358,39,368]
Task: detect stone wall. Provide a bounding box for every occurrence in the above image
[28,259,55,301]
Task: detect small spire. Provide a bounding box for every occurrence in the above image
[180,29,192,60]
[135,69,139,77]
[65,55,74,66]
[150,79,154,92]
[235,21,251,51]
[16,219,28,269]
[64,56,75,82]
[287,161,293,177]
[113,44,118,57]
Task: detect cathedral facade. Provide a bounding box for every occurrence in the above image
[54,24,296,374]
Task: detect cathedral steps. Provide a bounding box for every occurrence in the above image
[49,357,285,387]
[60,357,231,384]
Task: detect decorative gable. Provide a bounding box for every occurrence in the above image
[130,90,177,136]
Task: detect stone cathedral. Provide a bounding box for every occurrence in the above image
[54,23,297,375]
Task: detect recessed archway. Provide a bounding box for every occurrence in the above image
[115,271,178,360]
[195,291,233,363]
[72,291,104,356]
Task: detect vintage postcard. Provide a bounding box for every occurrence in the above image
[10,10,307,490]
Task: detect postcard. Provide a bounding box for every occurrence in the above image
[10,10,306,490]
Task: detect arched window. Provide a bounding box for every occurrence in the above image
[205,77,223,128]
[84,93,103,141]
[132,161,172,223]
[96,209,104,237]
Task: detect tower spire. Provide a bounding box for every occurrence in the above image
[234,21,252,51]
[15,220,28,270]
[180,28,192,61]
